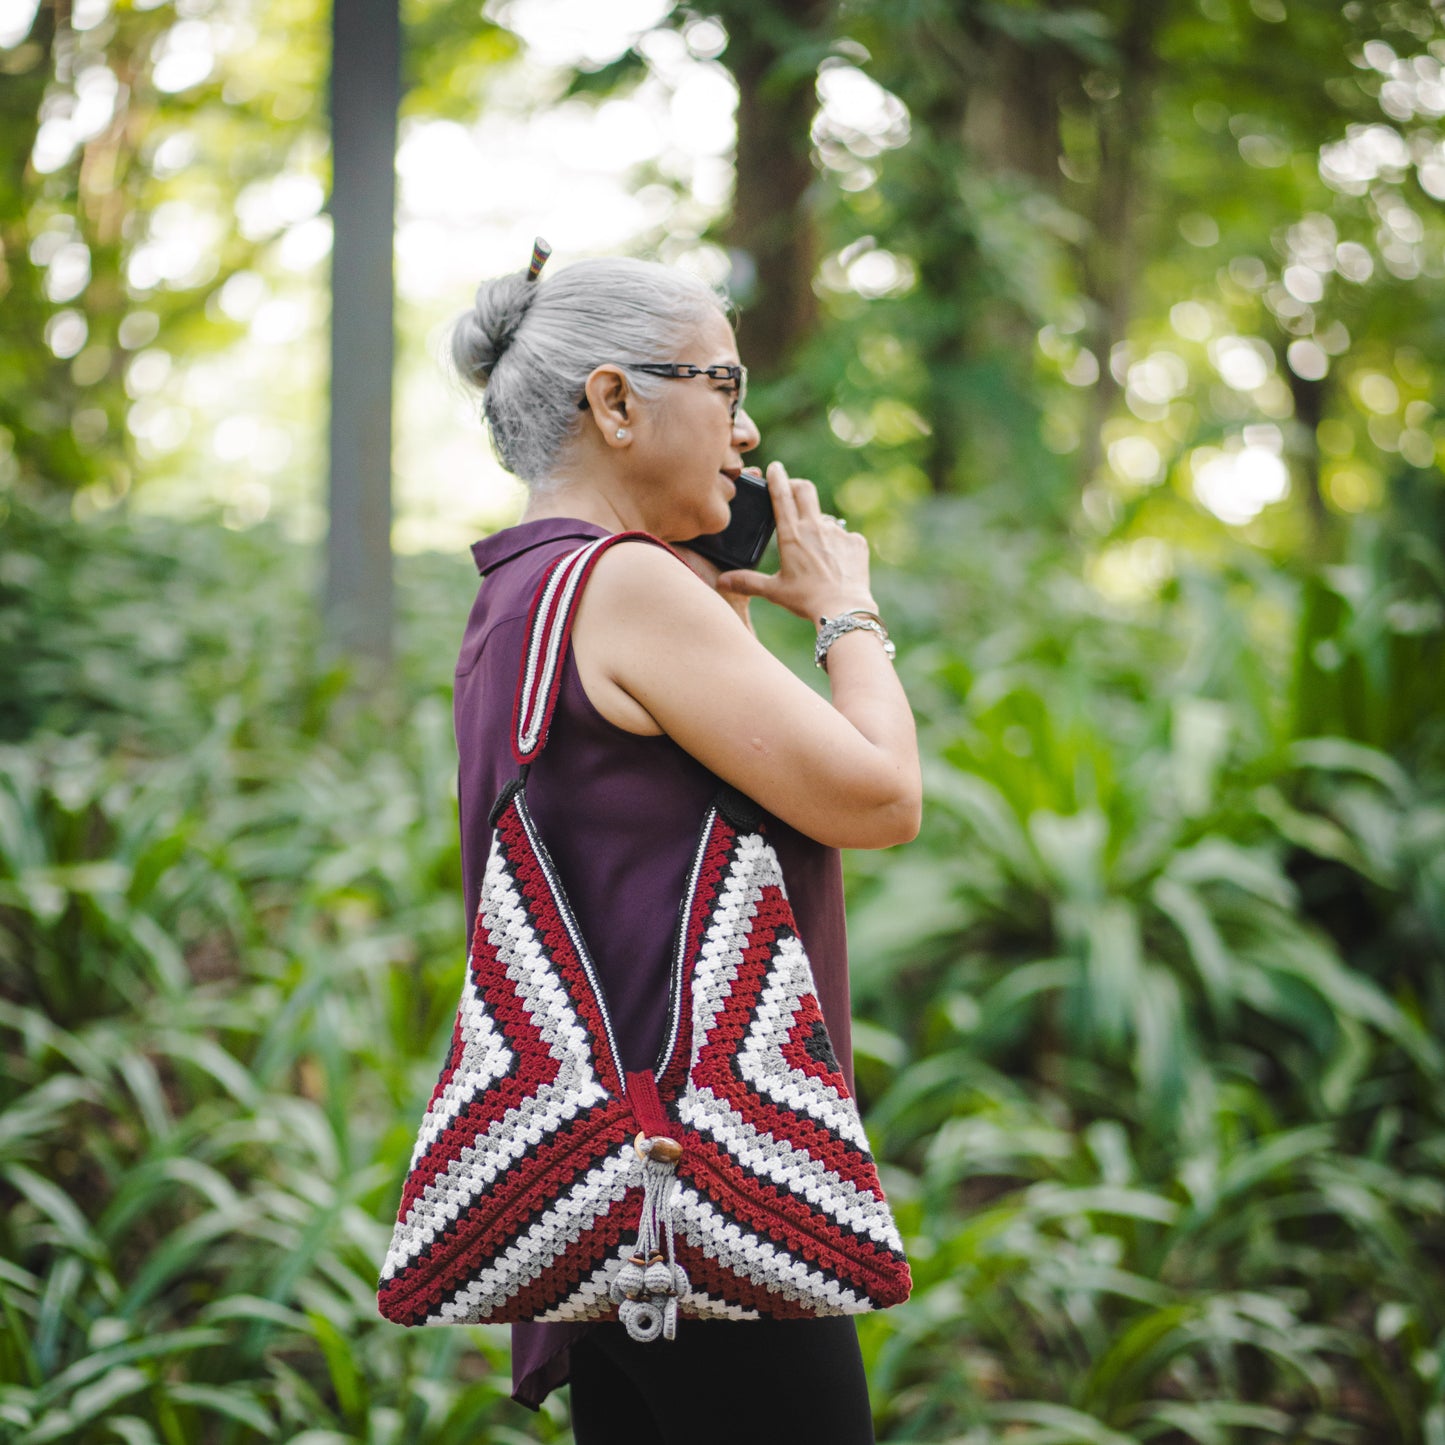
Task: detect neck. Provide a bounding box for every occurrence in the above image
[521,439,663,534]
[520,481,631,533]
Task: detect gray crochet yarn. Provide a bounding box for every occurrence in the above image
[451,254,729,487]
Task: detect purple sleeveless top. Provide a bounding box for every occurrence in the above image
[455,518,854,1410]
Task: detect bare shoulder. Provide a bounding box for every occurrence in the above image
[587,537,699,595]
[569,537,746,735]
[583,537,737,631]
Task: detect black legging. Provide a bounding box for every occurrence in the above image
[568,1316,876,1445]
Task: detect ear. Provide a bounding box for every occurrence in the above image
[582,366,633,444]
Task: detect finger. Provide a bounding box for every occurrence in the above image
[789,476,821,518]
[716,567,776,600]
[767,461,800,538]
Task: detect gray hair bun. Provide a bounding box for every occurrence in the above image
[452,269,540,386]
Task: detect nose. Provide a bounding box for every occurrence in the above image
[732,405,760,452]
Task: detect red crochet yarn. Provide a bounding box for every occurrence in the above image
[377,533,911,1331]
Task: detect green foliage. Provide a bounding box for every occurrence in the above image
[0,499,569,1443]
[0,0,330,507]
[5,481,1444,1439]
[839,492,1445,1439]
[6,1,1445,1440]
[733,0,1445,572]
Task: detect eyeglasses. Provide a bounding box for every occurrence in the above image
[577,362,748,421]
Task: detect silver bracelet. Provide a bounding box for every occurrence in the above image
[814,612,897,671]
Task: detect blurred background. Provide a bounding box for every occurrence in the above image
[3,0,1445,1440]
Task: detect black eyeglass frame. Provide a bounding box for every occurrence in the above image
[577,362,748,420]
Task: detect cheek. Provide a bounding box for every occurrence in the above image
[649,405,691,453]
[652,402,717,462]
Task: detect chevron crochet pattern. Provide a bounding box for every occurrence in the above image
[377,532,911,1333]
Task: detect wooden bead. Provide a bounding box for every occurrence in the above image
[648,1137,683,1163]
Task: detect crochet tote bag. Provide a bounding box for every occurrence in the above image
[377,532,911,1339]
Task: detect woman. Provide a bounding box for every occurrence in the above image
[449,245,921,1444]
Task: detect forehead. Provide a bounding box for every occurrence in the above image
[686,308,739,363]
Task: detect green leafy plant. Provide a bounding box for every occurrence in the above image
[0,498,568,1444]
[843,494,1445,1441]
[7,483,1442,1440]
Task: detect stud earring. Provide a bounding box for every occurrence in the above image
[615,428,630,441]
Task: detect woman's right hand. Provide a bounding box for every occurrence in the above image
[716,462,879,623]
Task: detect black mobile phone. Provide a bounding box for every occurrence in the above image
[679,468,776,572]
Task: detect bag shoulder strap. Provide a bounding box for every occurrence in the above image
[511,530,684,767]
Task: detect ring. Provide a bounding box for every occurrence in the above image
[823,514,848,530]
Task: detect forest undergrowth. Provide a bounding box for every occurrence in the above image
[2,491,1443,1443]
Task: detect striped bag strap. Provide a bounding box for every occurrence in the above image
[510,530,682,767]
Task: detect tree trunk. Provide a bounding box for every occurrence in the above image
[0,1,75,493]
[1286,363,1331,555]
[717,0,830,378]
[1076,0,1163,490]
[326,0,399,669]
[926,21,1083,496]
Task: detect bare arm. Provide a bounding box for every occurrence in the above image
[573,464,921,849]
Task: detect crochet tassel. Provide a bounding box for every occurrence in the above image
[611,1135,689,1342]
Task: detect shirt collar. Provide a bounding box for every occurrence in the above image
[469,517,611,576]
